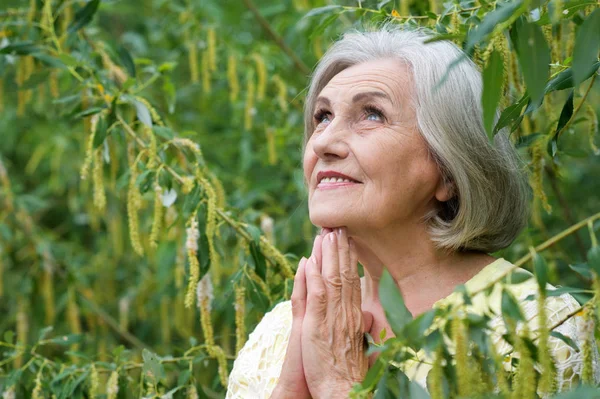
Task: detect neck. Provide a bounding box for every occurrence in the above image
[351,221,494,317]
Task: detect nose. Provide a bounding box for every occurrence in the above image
[311,119,350,160]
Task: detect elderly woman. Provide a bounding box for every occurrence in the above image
[226,26,595,398]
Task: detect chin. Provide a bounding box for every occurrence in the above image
[309,210,356,230]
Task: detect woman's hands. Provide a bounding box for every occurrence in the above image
[271,232,324,399]
[302,227,372,399]
[272,227,372,399]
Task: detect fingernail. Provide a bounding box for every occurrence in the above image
[329,232,335,242]
[310,255,316,264]
[349,238,355,249]
[336,228,342,237]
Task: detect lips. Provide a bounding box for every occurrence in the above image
[316,170,361,184]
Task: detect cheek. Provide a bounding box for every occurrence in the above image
[302,147,317,184]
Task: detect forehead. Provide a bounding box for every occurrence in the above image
[319,58,414,106]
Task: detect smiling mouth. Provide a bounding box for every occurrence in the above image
[317,178,362,189]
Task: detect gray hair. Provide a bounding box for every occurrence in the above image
[303,25,531,253]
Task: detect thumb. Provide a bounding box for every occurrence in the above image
[362,310,374,334]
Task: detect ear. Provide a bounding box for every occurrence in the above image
[435,178,455,203]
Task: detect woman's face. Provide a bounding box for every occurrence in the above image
[303,58,453,232]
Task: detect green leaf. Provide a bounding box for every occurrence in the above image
[514,19,551,105]
[73,106,105,119]
[142,348,166,383]
[501,288,524,322]
[47,334,83,346]
[555,89,575,136]
[93,115,109,148]
[465,0,523,51]
[515,133,543,148]
[250,241,267,281]
[572,9,600,86]
[532,252,549,294]
[196,205,211,279]
[587,246,600,276]
[569,263,592,280]
[118,45,136,78]
[303,5,344,18]
[549,385,600,399]
[493,94,528,134]
[153,126,175,139]
[409,381,431,399]
[550,331,580,352]
[500,269,532,285]
[31,53,65,68]
[361,358,386,390]
[68,0,101,33]
[379,268,412,335]
[482,49,504,140]
[37,326,54,341]
[133,99,153,127]
[0,41,39,55]
[4,330,14,344]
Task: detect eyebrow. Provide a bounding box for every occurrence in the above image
[315,91,392,108]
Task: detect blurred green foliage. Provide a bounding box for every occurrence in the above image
[0,0,599,397]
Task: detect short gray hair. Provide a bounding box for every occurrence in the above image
[303,25,531,253]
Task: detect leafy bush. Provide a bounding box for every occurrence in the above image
[0,0,599,397]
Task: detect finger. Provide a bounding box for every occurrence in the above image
[362,310,374,334]
[349,237,362,310]
[291,257,308,319]
[311,235,324,274]
[338,228,356,306]
[321,232,340,288]
[305,255,327,316]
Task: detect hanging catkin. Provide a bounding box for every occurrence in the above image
[428,346,444,399]
[106,370,119,399]
[184,214,200,308]
[582,307,595,384]
[202,50,211,94]
[197,273,215,345]
[188,40,199,83]
[234,283,246,354]
[511,326,536,399]
[531,139,552,213]
[92,148,106,211]
[207,27,217,72]
[127,145,144,256]
[244,69,256,131]
[452,315,472,397]
[227,54,240,104]
[41,256,56,325]
[15,296,28,368]
[271,75,288,112]
[586,104,599,155]
[252,54,267,102]
[537,290,557,395]
[89,364,99,399]
[31,363,44,399]
[149,183,163,248]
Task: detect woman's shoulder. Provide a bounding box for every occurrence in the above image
[226,300,292,399]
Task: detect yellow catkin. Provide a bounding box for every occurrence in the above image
[511,326,536,399]
[175,245,186,289]
[67,287,82,335]
[31,364,43,399]
[566,21,576,60]
[208,344,229,387]
[496,34,510,107]
[127,146,144,256]
[181,176,195,194]
[0,159,14,212]
[586,104,599,155]
[312,35,324,59]
[489,340,510,397]
[582,307,595,384]
[106,370,119,399]
[452,316,471,397]
[400,0,410,16]
[147,128,157,169]
[89,364,99,398]
[187,384,199,399]
[429,0,439,14]
[184,214,200,308]
[93,148,106,211]
[428,347,444,399]
[199,176,220,274]
[244,69,256,131]
[227,54,240,104]
[14,296,28,368]
[80,121,95,181]
[234,284,246,354]
[42,257,56,325]
[49,71,59,98]
[542,25,555,64]
[271,75,288,112]
[531,139,552,213]
[160,297,171,345]
[189,41,199,83]
[266,128,278,165]
[252,54,267,102]
[207,28,217,72]
[260,237,294,279]
[15,58,26,116]
[209,172,226,209]
[509,48,522,96]
[537,291,556,395]
[118,296,130,331]
[150,184,163,249]
[202,50,211,94]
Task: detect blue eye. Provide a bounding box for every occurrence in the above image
[365,106,384,122]
[314,109,332,125]
[366,113,381,121]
